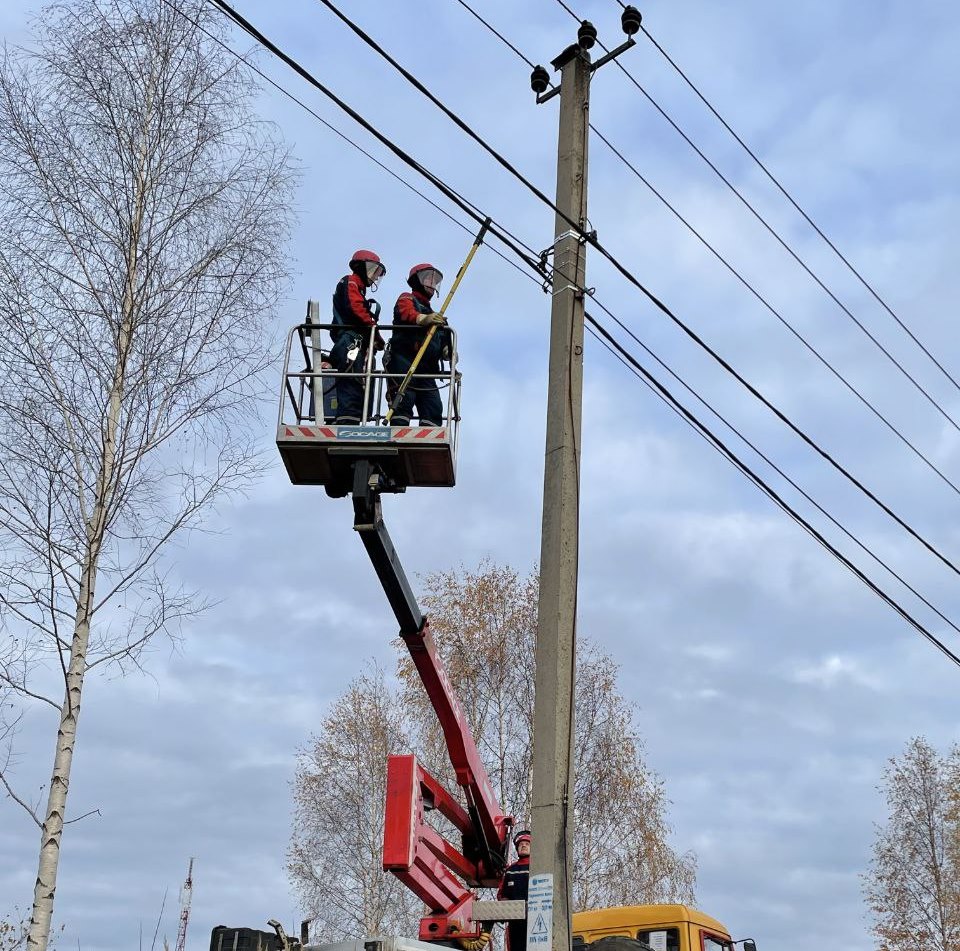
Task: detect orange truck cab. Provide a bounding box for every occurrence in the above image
[572,904,755,951]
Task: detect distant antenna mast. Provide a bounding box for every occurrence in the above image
[174,858,194,951]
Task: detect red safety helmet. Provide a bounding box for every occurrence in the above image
[350,249,386,288]
[407,263,443,297]
[513,830,531,846]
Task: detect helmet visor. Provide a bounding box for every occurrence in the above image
[366,261,386,288]
[418,267,443,294]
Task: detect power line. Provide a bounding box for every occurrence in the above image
[583,290,960,644]
[197,0,546,281]
[584,313,960,668]
[302,0,960,581]
[449,0,960,504]
[534,246,960,649]
[550,0,960,438]
[639,21,960,400]
[186,0,960,664]
[156,0,507,268]
[453,0,535,70]
[588,124,960,500]
[569,261,960,658]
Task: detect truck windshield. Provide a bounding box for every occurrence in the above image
[703,936,732,951]
[637,929,679,951]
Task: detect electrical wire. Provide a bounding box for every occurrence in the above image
[538,232,960,647]
[443,0,960,643]
[550,0,960,437]
[546,254,960,662]
[155,0,543,287]
[639,21,960,399]
[176,0,960,663]
[453,0,535,70]
[583,314,960,668]
[449,0,960,503]
[301,0,960,581]
[582,290,960,642]
[198,0,546,281]
[590,124,960,499]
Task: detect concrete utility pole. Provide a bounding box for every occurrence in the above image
[528,40,589,951]
[527,11,640,951]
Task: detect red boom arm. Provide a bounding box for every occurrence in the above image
[382,621,513,941]
[350,467,512,940]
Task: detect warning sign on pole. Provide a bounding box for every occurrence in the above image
[526,873,553,951]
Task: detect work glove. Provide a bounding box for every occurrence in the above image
[417,312,446,327]
[374,331,386,352]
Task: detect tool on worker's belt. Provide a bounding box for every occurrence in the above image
[384,217,491,425]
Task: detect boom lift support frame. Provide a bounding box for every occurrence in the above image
[351,460,513,940]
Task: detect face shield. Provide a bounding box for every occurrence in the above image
[365,261,386,291]
[417,267,443,297]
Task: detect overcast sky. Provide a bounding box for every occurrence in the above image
[2,1,960,950]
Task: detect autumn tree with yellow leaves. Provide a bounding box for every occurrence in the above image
[863,736,960,951]
[290,563,695,940]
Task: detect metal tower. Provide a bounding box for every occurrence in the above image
[174,858,194,951]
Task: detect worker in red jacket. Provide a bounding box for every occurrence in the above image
[386,263,448,427]
[330,249,386,424]
[498,830,531,951]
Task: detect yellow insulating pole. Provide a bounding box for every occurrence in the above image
[384,218,491,424]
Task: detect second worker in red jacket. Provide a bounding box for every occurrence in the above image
[498,830,531,951]
[386,263,448,427]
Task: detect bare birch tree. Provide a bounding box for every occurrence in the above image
[289,665,422,941]
[0,2,294,948]
[863,736,960,951]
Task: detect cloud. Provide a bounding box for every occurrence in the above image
[3,4,960,951]
[790,655,884,691]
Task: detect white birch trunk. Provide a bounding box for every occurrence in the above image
[26,122,145,950]
[27,554,98,951]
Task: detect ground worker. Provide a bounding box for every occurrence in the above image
[386,263,448,427]
[330,249,386,424]
[498,829,531,951]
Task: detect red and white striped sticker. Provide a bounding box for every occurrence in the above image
[281,426,336,438]
[392,427,447,440]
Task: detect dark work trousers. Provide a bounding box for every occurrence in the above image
[330,331,372,424]
[506,919,527,951]
[385,351,442,426]
[499,857,530,951]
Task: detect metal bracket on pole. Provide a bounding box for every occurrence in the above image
[589,36,636,72]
